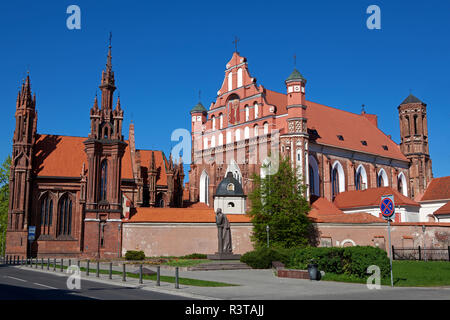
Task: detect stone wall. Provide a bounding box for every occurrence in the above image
[122,222,253,257]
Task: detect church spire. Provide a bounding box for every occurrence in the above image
[100,32,116,111]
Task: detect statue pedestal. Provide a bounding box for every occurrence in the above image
[207,253,241,260]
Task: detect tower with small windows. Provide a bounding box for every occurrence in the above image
[6,74,37,257]
[282,68,309,196]
[398,94,433,198]
[83,44,127,258]
[190,101,207,202]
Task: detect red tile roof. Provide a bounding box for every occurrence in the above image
[33,134,168,185]
[308,197,384,223]
[127,207,251,223]
[264,90,408,162]
[137,149,168,186]
[419,176,450,201]
[312,212,385,224]
[434,201,450,216]
[333,187,420,209]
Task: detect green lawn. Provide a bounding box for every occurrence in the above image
[322,260,450,287]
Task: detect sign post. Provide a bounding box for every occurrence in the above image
[380,195,395,287]
[28,226,36,259]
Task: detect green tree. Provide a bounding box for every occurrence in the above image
[248,155,317,248]
[0,156,11,256]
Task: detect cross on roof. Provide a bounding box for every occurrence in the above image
[232,36,239,52]
[108,32,112,48]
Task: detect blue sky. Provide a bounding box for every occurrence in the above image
[0,0,448,180]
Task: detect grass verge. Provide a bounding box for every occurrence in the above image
[321,260,450,287]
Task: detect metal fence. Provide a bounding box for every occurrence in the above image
[392,246,450,261]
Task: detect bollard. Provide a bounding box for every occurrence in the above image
[156,266,160,286]
[77,260,80,269]
[175,267,179,289]
[86,260,90,276]
[96,261,100,278]
[47,258,50,270]
[41,258,44,269]
[109,262,112,280]
[53,258,56,271]
[122,264,126,282]
[69,259,72,268]
[60,259,64,272]
[139,264,143,284]
[35,258,38,268]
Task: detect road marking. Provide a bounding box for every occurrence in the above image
[5,276,27,282]
[33,282,57,289]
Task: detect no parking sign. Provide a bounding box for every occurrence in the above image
[380,194,395,221]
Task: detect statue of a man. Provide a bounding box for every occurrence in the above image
[215,208,232,254]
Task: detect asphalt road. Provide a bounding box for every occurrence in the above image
[0,264,190,300]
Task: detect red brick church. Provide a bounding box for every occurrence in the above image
[6,46,448,260]
[6,45,184,259]
[188,51,433,211]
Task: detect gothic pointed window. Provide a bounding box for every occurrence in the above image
[100,160,108,201]
[332,167,339,199]
[58,194,72,236]
[237,68,243,87]
[40,195,53,235]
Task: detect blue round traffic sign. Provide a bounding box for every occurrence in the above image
[380,198,394,217]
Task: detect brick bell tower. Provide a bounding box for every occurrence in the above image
[398,94,433,199]
[83,42,127,258]
[282,67,310,197]
[6,74,37,258]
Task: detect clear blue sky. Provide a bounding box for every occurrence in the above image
[0,0,448,180]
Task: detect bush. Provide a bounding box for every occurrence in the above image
[240,247,289,269]
[125,250,146,261]
[180,253,207,259]
[287,246,390,278]
[342,246,390,278]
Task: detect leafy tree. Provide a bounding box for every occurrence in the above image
[248,155,317,248]
[0,156,11,256]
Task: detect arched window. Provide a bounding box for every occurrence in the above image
[244,126,250,139]
[100,160,108,201]
[226,131,232,144]
[199,170,209,205]
[254,103,259,118]
[237,68,243,87]
[219,113,223,129]
[228,72,233,91]
[332,161,345,199]
[377,168,388,187]
[204,137,208,149]
[235,129,241,141]
[309,155,320,196]
[254,125,259,137]
[218,133,223,146]
[212,116,216,131]
[245,105,249,122]
[413,114,418,135]
[226,159,242,184]
[40,195,53,235]
[405,116,410,136]
[263,122,269,135]
[355,165,367,190]
[211,136,216,148]
[58,194,72,236]
[398,172,408,197]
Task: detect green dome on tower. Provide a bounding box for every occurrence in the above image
[190,101,207,114]
[286,68,306,82]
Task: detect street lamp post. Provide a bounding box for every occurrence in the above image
[266,225,270,248]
